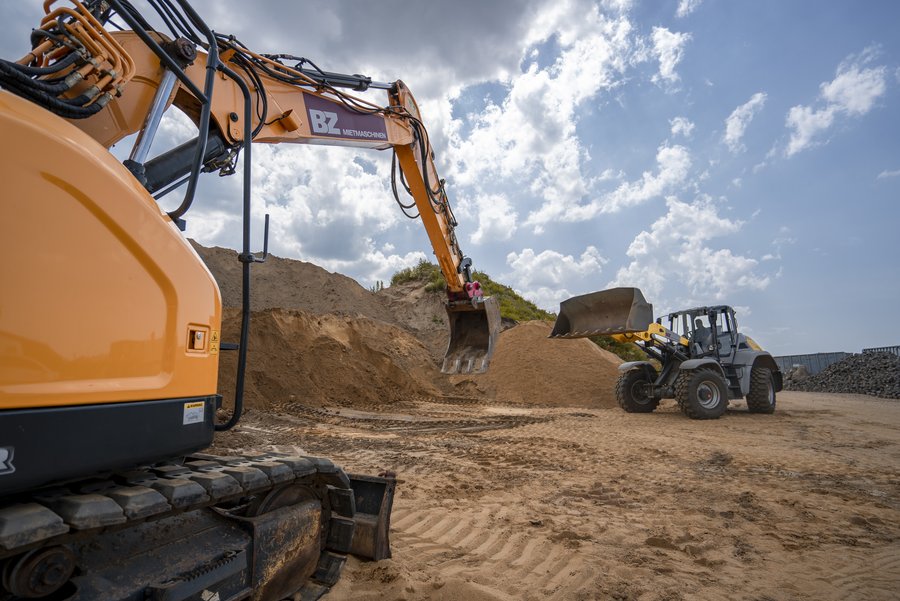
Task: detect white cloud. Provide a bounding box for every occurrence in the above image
[503,246,607,309]
[651,27,691,87]
[756,227,795,262]
[524,142,692,227]
[447,2,648,233]
[676,0,703,18]
[670,116,695,138]
[785,105,837,157]
[723,92,767,153]
[600,144,692,213]
[876,168,900,180]
[785,47,887,157]
[600,0,634,12]
[608,196,770,303]
[469,194,518,244]
[327,247,428,288]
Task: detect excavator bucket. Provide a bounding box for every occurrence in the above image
[549,287,653,338]
[441,296,501,374]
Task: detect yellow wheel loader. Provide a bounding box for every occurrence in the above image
[551,288,783,419]
[0,1,499,598]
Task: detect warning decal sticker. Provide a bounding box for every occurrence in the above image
[183,401,204,425]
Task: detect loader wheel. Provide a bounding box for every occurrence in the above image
[616,369,660,413]
[675,368,729,419]
[746,366,776,414]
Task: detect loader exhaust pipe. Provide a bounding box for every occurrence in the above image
[441,295,501,374]
[549,287,653,338]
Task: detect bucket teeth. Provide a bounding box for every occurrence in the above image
[442,295,501,374]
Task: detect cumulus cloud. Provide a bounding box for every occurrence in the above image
[785,47,887,157]
[676,0,703,18]
[670,116,695,138]
[601,144,692,213]
[504,246,608,310]
[724,92,767,153]
[608,196,770,303]
[651,27,691,87]
[524,143,692,228]
[447,1,649,233]
[469,194,518,245]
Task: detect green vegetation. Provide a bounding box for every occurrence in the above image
[588,335,646,363]
[471,271,554,323]
[388,261,645,363]
[390,260,446,292]
[390,260,553,322]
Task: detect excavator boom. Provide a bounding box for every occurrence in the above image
[66,27,500,374]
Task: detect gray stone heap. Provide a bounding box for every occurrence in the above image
[785,352,900,399]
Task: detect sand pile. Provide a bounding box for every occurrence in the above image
[217,307,441,410]
[453,321,622,408]
[193,242,396,323]
[196,242,624,409]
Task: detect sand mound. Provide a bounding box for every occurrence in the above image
[194,242,625,410]
[453,321,622,408]
[193,242,397,323]
[217,308,440,410]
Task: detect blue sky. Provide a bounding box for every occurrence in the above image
[2,1,897,355]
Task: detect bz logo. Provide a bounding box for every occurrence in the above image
[309,109,340,135]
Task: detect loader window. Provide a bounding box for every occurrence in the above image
[717,311,736,355]
[670,314,689,337]
[688,315,712,340]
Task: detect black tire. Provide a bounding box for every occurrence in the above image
[746,366,776,414]
[675,368,729,419]
[616,368,660,413]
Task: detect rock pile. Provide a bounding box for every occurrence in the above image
[785,352,900,399]
[783,364,810,387]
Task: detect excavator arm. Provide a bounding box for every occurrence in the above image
[60,26,499,374]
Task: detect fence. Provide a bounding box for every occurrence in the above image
[862,345,900,357]
[773,352,851,376]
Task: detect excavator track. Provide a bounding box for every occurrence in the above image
[0,452,395,601]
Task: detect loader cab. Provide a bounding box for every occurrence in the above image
[703,307,739,360]
[667,306,739,359]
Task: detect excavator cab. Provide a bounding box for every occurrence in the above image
[549,287,654,338]
[442,295,501,374]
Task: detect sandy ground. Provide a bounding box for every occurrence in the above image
[214,391,900,601]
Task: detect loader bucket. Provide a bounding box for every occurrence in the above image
[549,287,653,338]
[441,295,501,374]
[349,473,397,561]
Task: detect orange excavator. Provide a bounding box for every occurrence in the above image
[0,1,499,598]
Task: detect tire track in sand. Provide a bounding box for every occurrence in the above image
[390,501,599,600]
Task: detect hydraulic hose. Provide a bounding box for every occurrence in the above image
[214,62,252,432]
